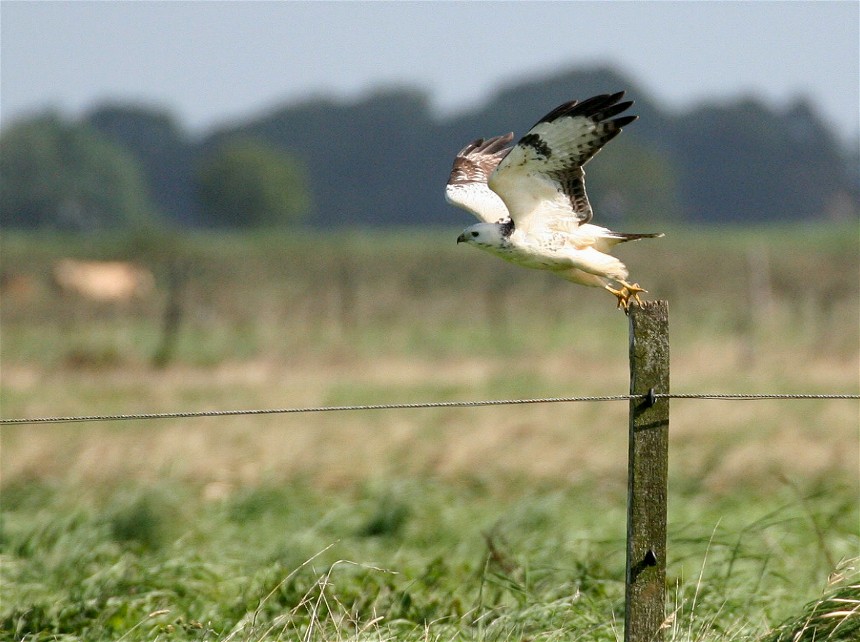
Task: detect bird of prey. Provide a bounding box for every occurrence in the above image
[446,91,662,311]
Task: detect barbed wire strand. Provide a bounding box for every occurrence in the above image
[1,393,857,426]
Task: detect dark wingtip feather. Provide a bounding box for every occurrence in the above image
[535,91,635,127]
[536,99,580,125]
[602,100,634,120]
[613,232,665,242]
[613,115,638,129]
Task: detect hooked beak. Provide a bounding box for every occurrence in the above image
[456,233,466,244]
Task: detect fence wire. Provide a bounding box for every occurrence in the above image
[1,393,857,426]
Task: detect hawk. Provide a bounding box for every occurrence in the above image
[446,91,662,311]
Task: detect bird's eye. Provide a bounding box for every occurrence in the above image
[471,231,479,238]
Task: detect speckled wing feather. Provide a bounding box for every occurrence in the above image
[488,92,636,233]
[445,133,514,224]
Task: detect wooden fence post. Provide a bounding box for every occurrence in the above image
[625,301,670,642]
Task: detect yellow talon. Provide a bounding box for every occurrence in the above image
[606,281,648,314]
[605,284,631,311]
[620,281,647,307]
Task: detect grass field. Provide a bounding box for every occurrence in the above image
[1,225,858,641]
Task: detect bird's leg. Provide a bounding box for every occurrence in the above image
[604,281,648,313]
[604,284,632,311]
[618,281,648,307]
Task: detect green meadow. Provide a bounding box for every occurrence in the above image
[1,225,858,641]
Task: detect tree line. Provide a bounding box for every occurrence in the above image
[1,66,857,231]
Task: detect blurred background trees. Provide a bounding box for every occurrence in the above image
[0,115,155,231]
[195,139,311,228]
[1,67,857,232]
[85,105,199,227]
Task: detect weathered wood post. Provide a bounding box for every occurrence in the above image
[625,300,669,642]
[152,260,188,368]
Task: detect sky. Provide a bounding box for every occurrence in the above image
[2,1,858,143]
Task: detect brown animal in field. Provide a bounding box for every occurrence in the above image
[52,259,155,302]
[0,272,37,300]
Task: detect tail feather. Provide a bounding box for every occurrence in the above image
[611,232,665,243]
[594,231,664,252]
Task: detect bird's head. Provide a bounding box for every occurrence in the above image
[456,222,509,248]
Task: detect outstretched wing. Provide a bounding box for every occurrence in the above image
[445,133,514,224]
[488,92,636,233]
